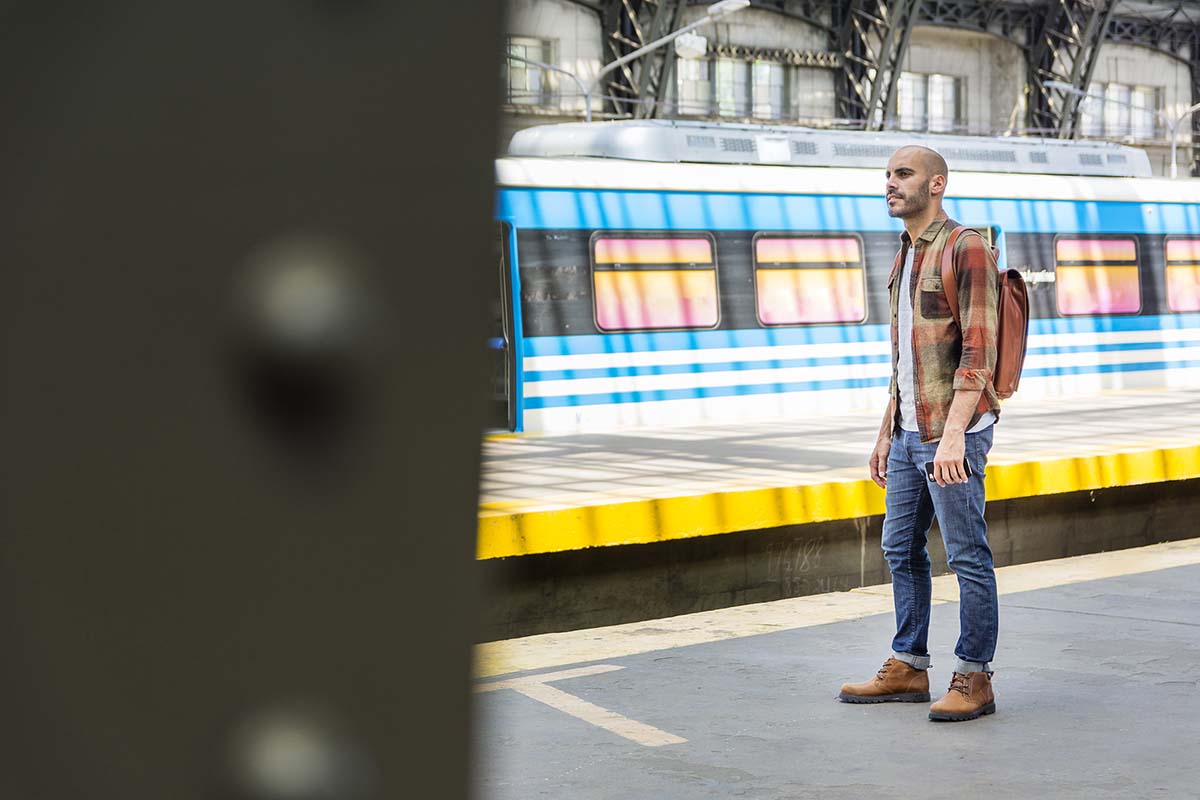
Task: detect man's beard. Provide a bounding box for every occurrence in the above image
[887,182,931,218]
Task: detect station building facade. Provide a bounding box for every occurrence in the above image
[502,0,1197,176]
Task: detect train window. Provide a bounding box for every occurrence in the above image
[1164,237,1200,313]
[752,234,867,325]
[1053,236,1141,316]
[590,233,720,332]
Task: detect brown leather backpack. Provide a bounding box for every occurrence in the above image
[940,226,1029,399]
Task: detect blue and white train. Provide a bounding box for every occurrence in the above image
[491,120,1200,434]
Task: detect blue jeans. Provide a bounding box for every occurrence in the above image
[882,427,997,674]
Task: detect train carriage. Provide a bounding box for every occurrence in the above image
[491,121,1200,434]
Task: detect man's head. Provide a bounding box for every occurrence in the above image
[884,146,948,220]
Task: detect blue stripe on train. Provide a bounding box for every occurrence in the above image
[523,358,1200,410]
[525,353,892,382]
[497,188,1200,236]
[525,325,888,357]
[1023,358,1200,378]
[524,338,1200,382]
[524,375,892,410]
[524,315,1200,358]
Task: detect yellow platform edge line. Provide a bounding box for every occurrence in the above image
[476,443,1200,560]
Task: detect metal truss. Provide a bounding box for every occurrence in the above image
[590,0,1200,169]
[835,0,921,129]
[1107,14,1198,56]
[1027,0,1119,138]
[1102,3,1200,174]
[598,0,683,119]
[914,0,1038,38]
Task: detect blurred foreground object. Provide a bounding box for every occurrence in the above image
[0,2,499,797]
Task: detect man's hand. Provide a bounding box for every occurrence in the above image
[932,432,967,488]
[869,436,891,488]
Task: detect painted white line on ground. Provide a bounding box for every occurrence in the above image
[474,664,687,747]
[474,538,1200,679]
[474,663,624,691]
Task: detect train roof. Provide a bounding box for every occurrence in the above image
[507,120,1153,179]
[497,153,1200,206]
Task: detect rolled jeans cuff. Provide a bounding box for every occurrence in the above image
[893,651,930,670]
[955,658,991,674]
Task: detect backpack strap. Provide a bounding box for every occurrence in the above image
[939,225,970,326]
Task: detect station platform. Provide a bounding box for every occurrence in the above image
[479,388,1200,560]
[474,539,1200,799]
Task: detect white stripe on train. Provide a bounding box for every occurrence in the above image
[524,329,1200,376]
[523,366,1200,434]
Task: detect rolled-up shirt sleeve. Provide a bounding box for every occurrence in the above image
[951,233,999,392]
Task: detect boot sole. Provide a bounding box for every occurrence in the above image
[837,691,931,704]
[928,702,996,721]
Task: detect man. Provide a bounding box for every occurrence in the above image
[837,146,1002,722]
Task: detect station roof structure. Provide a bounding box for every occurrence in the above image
[579,0,1200,166]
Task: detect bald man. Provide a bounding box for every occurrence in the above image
[837,146,1002,722]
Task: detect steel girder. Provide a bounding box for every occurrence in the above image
[591,0,1200,170]
[1102,5,1200,175]
[835,0,921,128]
[1027,0,1119,138]
[597,0,682,119]
[914,0,1038,38]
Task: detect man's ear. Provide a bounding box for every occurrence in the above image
[930,174,947,197]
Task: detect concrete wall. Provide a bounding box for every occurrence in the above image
[900,26,1025,136]
[678,5,828,51]
[670,5,835,122]
[481,478,1200,640]
[501,0,602,148]
[1087,42,1194,176]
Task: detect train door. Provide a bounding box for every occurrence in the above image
[490,222,517,430]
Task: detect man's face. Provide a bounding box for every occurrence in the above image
[884,150,932,219]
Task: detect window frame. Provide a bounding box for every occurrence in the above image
[1052,233,1143,317]
[750,231,869,327]
[505,35,557,108]
[751,59,788,120]
[588,230,722,333]
[677,55,793,121]
[675,55,713,116]
[897,71,965,133]
[1079,82,1163,140]
[1162,234,1200,314]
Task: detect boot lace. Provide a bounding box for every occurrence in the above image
[875,659,898,680]
[948,672,971,697]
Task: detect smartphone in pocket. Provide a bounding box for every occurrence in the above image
[925,460,974,481]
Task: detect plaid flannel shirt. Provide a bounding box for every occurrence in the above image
[888,215,1001,443]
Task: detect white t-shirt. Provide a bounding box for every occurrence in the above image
[897,246,995,434]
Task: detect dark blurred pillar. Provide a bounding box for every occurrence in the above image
[0,2,499,797]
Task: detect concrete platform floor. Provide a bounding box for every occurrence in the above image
[473,539,1200,799]
[482,388,1200,510]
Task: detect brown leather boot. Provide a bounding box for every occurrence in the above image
[928,671,996,721]
[838,657,930,703]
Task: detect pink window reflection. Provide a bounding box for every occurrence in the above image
[1055,238,1140,316]
[753,236,866,325]
[1165,239,1200,313]
[591,235,719,331]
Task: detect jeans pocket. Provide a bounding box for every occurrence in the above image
[969,429,991,479]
